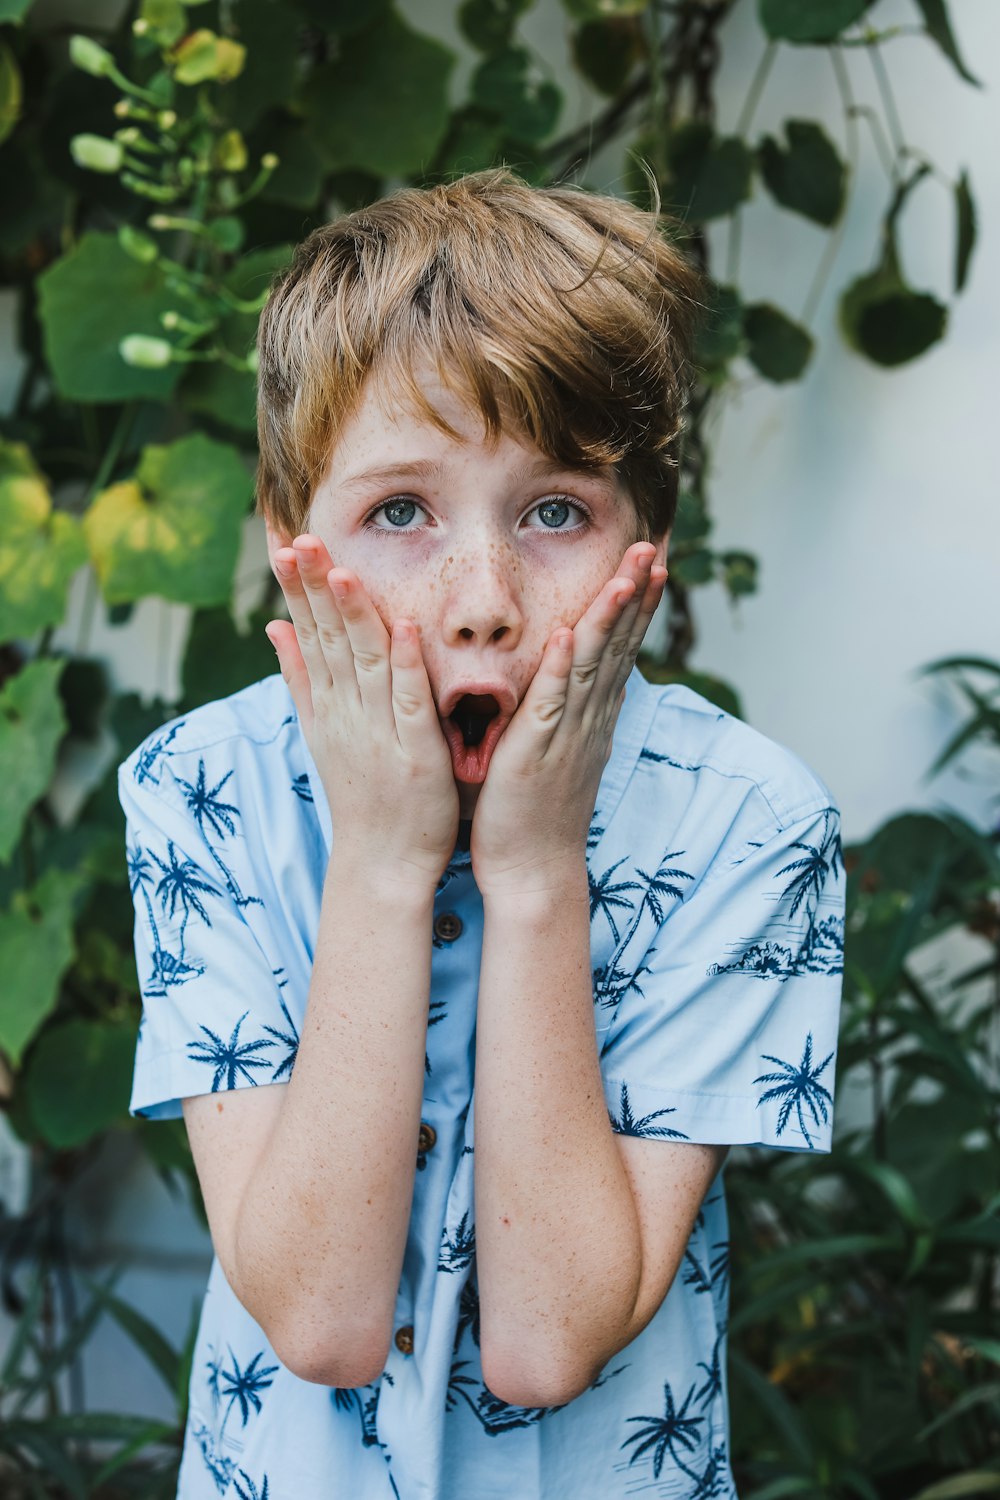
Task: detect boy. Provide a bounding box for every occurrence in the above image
[120,168,845,1500]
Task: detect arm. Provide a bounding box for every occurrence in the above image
[469,541,726,1407]
[182,529,459,1388]
[475,863,726,1409]
[183,852,435,1390]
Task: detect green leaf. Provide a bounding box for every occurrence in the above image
[665,121,754,222]
[839,268,947,366]
[179,245,292,431]
[0,867,81,1066]
[430,106,506,178]
[300,11,455,177]
[758,0,868,44]
[472,47,562,144]
[693,280,743,374]
[227,0,301,132]
[85,1283,181,1393]
[0,39,22,147]
[743,302,814,382]
[719,549,758,599]
[24,1017,136,1147]
[36,233,187,403]
[758,119,846,226]
[0,0,33,21]
[181,605,278,710]
[571,17,642,96]
[913,0,981,87]
[909,1478,1000,1500]
[256,120,326,209]
[954,169,976,292]
[0,658,66,865]
[83,432,251,606]
[291,0,391,32]
[0,443,88,640]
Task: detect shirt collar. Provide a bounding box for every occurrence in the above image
[296,665,657,866]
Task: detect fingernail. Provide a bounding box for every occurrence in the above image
[264,626,278,650]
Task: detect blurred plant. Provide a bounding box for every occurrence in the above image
[0,0,989,1492]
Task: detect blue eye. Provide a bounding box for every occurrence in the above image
[366,497,426,532]
[529,497,588,531]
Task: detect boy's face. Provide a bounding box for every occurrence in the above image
[267,365,668,816]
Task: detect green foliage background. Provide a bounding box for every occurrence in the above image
[0,0,997,1495]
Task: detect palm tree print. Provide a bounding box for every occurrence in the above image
[446,1360,553,1434]
[693,1331,725,1408]
[754,1031,834,1148]
[593,956,650,1026]
[263,995,299,1082]
[234,1472,269,1500]
[187,1011,274,1091]
[291,771,312,802]
[612,853,694,959]
[453,1277,481,1353]
[692,1442,730,1498]
[128,842,199,997]
[708,809,844,980]
[150,841,220,950]
[683,1241,729,1298]
[621,1379,706,1482]
[439,1211,476,1273]
[218,1348,279,1436]
[608,1084,690,1141]
[172,760,262,909]
[587,857,644,944]
[332,1382,382,1447]
[134,721,185,786]
[190,1418,235,1492]
[205,1345,223,1410]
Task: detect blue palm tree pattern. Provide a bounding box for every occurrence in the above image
[151,842,220,945]
[218,1348,279,1436]
[190,1417,235,1493]
[205,1346,223,1411]
[683,1239,729,1299]
[262,995,299,1083]
[621,1380,706,1482]
[234,1474,269,1500]
[453,1276,481,1353]
[134,720,185,786]
[754,1030,835,1148]
[691,1442,730,1498]
[173,760,263,910]
[693,1331,725,1409]
[707,807,844,980]
[611,852,694,958]
[588,857,644,944]
[438,1211,476,1273]
[291,771,312,802]
[607,1083,690,1141]
[447,1360,554,1434]
[128,840,205,995]
[187,1012,274,1091]
[333,1383,383,1448]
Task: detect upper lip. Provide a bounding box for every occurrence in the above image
[438,680,518,721]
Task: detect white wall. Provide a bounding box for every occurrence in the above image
[2,0,996,1423]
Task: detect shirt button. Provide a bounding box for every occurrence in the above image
[433,912,463,943]
[394,1325,414,1356]
[418,1122,437,1155]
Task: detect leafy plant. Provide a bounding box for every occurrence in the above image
[0,0,989,1492]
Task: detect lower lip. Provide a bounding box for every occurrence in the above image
[441,714,509,783]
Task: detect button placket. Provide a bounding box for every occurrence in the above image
[433,911,463,943]
[394,1325,414,1356]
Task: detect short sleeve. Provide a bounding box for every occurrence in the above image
[598,802,845,1153]
[119,743,297,1121]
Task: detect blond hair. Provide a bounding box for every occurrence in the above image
[254,167,707,540]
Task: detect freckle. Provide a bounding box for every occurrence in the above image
[500,1215,510,1226]
[216,1101,224,1113]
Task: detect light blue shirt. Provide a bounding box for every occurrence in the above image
[120,666,845,1500]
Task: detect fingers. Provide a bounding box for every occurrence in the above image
[389,619,447,753]
[265,618,313,731]
[560,543,667,731]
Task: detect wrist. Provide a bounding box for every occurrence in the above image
[327,843,441,908]
[476,850,590,909]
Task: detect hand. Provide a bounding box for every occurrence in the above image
[266,533,460,889]
[470,543,667,894]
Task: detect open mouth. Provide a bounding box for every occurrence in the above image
[452,693,500,748]
[439,688,513,783]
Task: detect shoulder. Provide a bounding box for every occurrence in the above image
[118,673,298,791]
[619,674,840,869]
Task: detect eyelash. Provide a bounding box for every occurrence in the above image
[361,494,594,538]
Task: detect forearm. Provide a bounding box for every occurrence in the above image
[474,861,643,1406]
[233,851,434,1383]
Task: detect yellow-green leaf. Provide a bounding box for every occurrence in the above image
[169,29,246,86]
[0,659,67,866]
[0,443,88,639]
[0,39,22,148]
[0,868,81,1066]
[83,432,251,606]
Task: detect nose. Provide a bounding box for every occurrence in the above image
[441,545,524,649]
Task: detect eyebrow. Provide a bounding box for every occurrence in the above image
[337,455,619,494]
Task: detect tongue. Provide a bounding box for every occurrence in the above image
[456,694,499,747]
